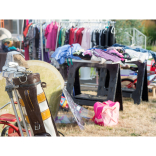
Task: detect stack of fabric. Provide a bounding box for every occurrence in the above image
[111,44,151,63]
[52,43,152,65]
[52,43,125,65]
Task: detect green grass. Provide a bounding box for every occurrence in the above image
[131,133,141,136]
[147,45,156,52]
[106,127,113,130]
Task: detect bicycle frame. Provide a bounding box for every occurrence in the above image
[125,79,137,88]
[0,121,21,136]
[124,71,156,88]
[0,102,30,136]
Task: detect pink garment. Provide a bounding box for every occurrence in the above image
[46,22,53,50]
[46,22,58,51]
[86,28,91,49]
[107,49,124,58]
[81,28,90,50]
[84,50,92,56]
[107,49,125,61]
[51,23,58,51]
[24,46,29,60]
[45,24,50,39]
[92,100,120,126]
[26,19,29,26]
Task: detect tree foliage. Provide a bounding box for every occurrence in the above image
[144,24,156,45]
[114,20,145,46]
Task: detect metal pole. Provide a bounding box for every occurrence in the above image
[14,89,30,136]
[40,20,44,61]
[10,97,24,136]
[133,28,135,45]
[0,102,11,110]
[145,36,146,49]
[55,21,60,50]
[20,19,24,50]
[59,21,115,24]
[17,20,19,36]
[5,84,24,136]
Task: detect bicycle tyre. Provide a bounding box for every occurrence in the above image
[121,78,136,89]
[1,126,10,136]
[1,122,20,137]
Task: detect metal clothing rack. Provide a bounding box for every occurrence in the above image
[21,20,115,62]
[60,21,116,24]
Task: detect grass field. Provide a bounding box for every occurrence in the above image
[56,91,156,137]
[1,91,156,137]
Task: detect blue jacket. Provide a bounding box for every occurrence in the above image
[51,44,82,64]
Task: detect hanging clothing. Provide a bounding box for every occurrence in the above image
[51,22,58,51]
[75,27,84,45]
[61,28,66,46]
[91,30,96,48]
[81,28,87,50]
[104,29,108,47]
[40,48,51,63]
[69,27,77,45]
[24,46,29,60]
[81,28,90,50]
[95,30,100,46]
[64,29,70,45]
[46,22,53,50]
[35,27,40,49]
[101,29,105,47]
[45,24,50,39]
[23,23,33,37]
[99,30,102,46]
[74,28,78,43]
[86,28,91,49]
[46,22,58,51]
[26,24,36,59]
[55,24,61,49]
[58,27,63,47]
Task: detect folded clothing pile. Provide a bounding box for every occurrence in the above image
[73,47,125,64]
[112,44,151,63]
[52,43,150,65]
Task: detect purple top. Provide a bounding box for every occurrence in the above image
[93,49,121,62]
[107,49,124,58]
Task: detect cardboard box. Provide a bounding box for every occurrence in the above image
[148,85,156,97]
[13,41,23,49]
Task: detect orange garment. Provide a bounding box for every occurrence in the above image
[23,23,32,37]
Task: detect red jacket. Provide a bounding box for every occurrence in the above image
[69,28,77,45]
[75,27,84,45]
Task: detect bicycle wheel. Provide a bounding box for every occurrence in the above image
[121,78,136,89]
[1,122,20,137]
[1,126,9,136]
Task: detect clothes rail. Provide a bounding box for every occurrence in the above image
[60,21,116,23]
[22,19,115,62]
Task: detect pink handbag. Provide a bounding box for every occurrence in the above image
[92,100,120,126]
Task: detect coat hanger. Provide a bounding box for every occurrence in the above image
[64,22,67,29]
[42,22,46,25]
[111,22,115,34]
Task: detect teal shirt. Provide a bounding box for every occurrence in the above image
[58,28,63,47]
[9,46,17,50]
